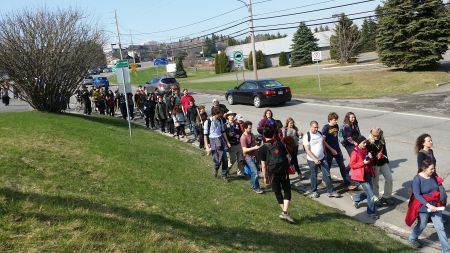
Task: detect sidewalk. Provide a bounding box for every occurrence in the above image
[67,103,447,253]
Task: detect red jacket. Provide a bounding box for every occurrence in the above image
[405,176,444,226]
[349,146,375,182]
[180,95,194,113]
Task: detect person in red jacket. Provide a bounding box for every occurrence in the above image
[349,135,378,220]
[180,89,195,114]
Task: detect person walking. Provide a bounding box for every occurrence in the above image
[322,112,352,190]
[240,120,263,193]
[186,100,199,140]
[105,90,115,116]
[341,112,361,156]
[143,94,156,129]
[196,105,208,149]
[257,109,277,136]
[406,160,449,251]
[180,89,195,114]
[415,133,436,170]
[282,117,304,179]
[303,121,340,198]
[155,96,169,133]
[172,104,186,139]
[80,86,91,115]
[204,107,231,181]
[349,136,379,220]
[225,111,244,176]
[260,126,294,223]
[367,128,394,206]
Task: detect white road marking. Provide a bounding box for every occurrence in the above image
[302,101,450,121]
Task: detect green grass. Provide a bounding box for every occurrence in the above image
[182,70,450,98]
[0,112,416,252]
[109,66,217,85]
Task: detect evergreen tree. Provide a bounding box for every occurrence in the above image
[290,22,319,67]
[314,27,319,33]
[219,52,230,73]
[256,50,266,69]
[376,0,450,70]
[245,51,253,70]
[279,51,288,66]
[214,54,220,74]
[175,58,187,78]
[204,35,217,57]
[324,25,330,31]
[331,14,361,64]
[360,18,378,52]
[319,25,325,32]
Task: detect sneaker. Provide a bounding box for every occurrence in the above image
[368,213,379,220]
[222,176,229,182]
[408,240,422,249]
[351,195,360,209]
[279,212,295,224]
[310,192,320,198]
[328,192,341,198]
[253,188,264,194]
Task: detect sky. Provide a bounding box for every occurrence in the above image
[1,0,383,47]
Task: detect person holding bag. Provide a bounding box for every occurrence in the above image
[405,160,449,251]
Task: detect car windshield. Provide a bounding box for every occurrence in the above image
[97,77,107,80]
[161,78,177,84]
[259,80,284,87]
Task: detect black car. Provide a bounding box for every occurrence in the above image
[225,79,292,108]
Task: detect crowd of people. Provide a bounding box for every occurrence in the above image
[76,85,448,251]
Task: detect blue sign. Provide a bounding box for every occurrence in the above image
[154,58,169,66]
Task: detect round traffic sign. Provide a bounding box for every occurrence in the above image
[233,50,244,62]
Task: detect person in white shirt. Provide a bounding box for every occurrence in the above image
[303,121,340,198]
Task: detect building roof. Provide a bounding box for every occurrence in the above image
[225,30,332,58]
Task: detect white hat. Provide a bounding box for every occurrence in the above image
[225,111,237,117]
[212,98,219,104]
[235,114,244,121]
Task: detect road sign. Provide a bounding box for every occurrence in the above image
[112,66,117,73]
[154,58,169,66]
[130,63,137,73]
[311,51,322,61]
[166,63,176,73]
[116,59,129,68]
[232,50,244,62]
[234,62,244,68]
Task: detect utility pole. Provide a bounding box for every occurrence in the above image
[114,10,132,137]
[130,30,136,64]
[170,37,174,61]
[241,0,258,80]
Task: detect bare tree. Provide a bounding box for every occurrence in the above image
[331,14,361,64]
[0,8,106,112]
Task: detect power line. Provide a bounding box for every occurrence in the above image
[253,0,338,17]
[253,0,375,21]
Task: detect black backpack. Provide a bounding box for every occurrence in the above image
[265,140,289,174]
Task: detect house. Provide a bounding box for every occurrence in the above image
[225,30,332,69]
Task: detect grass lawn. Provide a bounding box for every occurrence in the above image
[182,70,450,98]
[0,112,416,252]
[109,66,216,85]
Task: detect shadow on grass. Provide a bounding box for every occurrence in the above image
[0,187,413,253]
[65,113,146,131]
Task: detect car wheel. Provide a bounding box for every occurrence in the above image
[253,96,261,108]
[227,94,234,105]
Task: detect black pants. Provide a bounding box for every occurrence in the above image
[290,145,301,174]
[145,112,155,128]
[272,173,291,204]
[83,100,92,115]
[159,119,166,132]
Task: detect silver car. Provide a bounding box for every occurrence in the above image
[82,76,94,86]
[144,76,180,94]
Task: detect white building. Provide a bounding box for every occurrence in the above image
[225,31,332,68]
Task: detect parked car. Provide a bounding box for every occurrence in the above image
[225,79,292,108]
[144,76,179,94]
[82,76,94,86]
[93,76,109,88]
[102,67,112,73]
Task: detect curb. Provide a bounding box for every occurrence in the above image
[436,81,450,87]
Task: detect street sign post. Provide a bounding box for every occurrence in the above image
[311,51,322,92]
[115,59,132,137]
[232,50,245,84]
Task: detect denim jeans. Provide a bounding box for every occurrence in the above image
[351,180,376,214]
[246,158,261,190]
[189,120,198,138]
[326,151,351,185]
[307,159,333,193]
[409,212,450,253]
